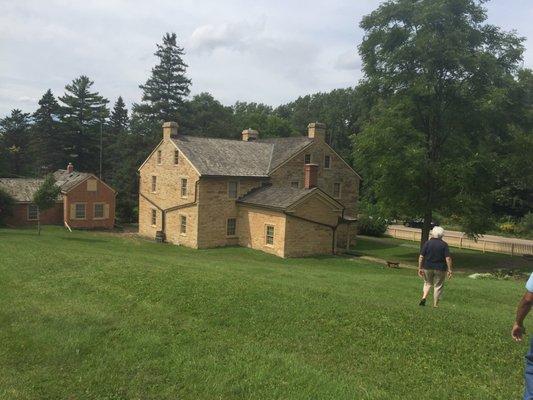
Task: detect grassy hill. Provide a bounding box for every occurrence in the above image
[0,227,529,399]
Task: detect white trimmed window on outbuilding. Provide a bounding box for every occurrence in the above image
[71,203,86,220]
[93,203,109,219]
[27,204,39,221]
[265,225,274,245]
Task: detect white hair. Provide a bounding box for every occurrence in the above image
[431,226,445,238]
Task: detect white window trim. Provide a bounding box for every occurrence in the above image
[151,209,157,227]
[179,214,187,236]
[151,175,157,193]
[333,182,342,199]
[93,202,106,220]
[73,203,87,220]
[324,155,331,169]
[180,177,188,198]
[228,181,239,199]
[265,223,275,247]
[226,217,237,237]
[27,204,39,221]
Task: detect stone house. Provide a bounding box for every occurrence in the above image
[138,122,361,257]
[0,163,116,229]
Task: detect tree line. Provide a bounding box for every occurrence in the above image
[1,1,532,242]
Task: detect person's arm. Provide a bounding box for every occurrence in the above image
[446,256,453,278]
[513,292,533,341]
[417,255,425,278]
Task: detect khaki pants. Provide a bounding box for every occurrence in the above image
[423,269,446,302]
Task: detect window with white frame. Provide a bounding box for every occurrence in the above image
[180,215,187,234]
[94,203,104,219]
[324,155,331,169]
[228,181,238,199]
[151,176,157,192]
[227,218,236,236]
[157,150,162,164]
[174,150,179,165]
[75,203,86,219]
[180,178,188,197]
[151,209,157,226]
[333,182,341,198]
[304,154,311,164]
[290,181,299,189]
[28,204,39,221]
[265,225,274,245]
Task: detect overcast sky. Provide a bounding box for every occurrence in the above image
[1,0,532,117]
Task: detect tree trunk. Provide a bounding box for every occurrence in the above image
[420,209,432,249]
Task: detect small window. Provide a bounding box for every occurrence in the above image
[151,176,157,192]
[324,155,331,169]
[180,215,187,234]
[304,154,311,164]
[28,204,39,221]
[157,150,162,164]
[174,150,179,165]
[266,225,274,245]
[75,203,86,219]
[333,182,341,198]
[261,181,269,187]
[87,179,97,191]
[227,218,236,236]
[228,181,238,199]
[94,203,104,219]
[151,209,157,226]
[291,181,299,189]
[181,178,188,197]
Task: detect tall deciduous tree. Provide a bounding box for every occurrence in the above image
[354,0,525,246]
[31,89,65,173]
[0,109,32,176]
[59,75,109,172]
[134,33,191,123]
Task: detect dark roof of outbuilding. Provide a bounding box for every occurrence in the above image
[0,178,46,202]
[237,185,324,211]
[171,135,314,177]
[53,170,93,192]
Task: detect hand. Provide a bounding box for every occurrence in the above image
[512,323,525,341]
[417,269,425,278]
[447,270,453,279]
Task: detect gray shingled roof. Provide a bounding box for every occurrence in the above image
[237,185,319,210]
[0,178,46,202]
[53,170,93,192]
[172,135,314,177]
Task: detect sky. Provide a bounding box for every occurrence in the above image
[1,0,532,117]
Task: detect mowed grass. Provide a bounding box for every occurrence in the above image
[354,235,532,271]
[0,227,530,399]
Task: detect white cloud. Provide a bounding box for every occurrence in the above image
[334,51,361,71]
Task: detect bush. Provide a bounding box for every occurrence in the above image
[499,221,518,233]
[0,188,15,226]
[520,212,533,233]
[357,215,388,237]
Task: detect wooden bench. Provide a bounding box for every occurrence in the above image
[386,261,400,268]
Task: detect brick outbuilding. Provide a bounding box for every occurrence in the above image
[0,164,116,229]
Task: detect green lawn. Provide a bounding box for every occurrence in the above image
[0,227,530,399]
[354,235,532,271]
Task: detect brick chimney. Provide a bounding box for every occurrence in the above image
[67,162,74,174]
[304,164,318,189]
[307,122,326,141]
[242,128,259,141]
[163,121,179,141]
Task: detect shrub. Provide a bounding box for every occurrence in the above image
[520,212,533,233]
[357,214,388,237]
[0,188,15,225]
[499,221,519,234]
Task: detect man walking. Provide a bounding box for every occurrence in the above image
[417,226,453,307]
[512,273,533,399]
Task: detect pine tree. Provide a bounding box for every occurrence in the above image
[134,33,191,123]
[59,75,109,172]
[31,89,65,173]
[109,96,129,134]
[0,109,32,176]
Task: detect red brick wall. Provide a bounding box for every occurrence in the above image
[4,203,63,227]
[64,178,116,229]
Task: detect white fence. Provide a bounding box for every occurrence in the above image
[386,227,533,256]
